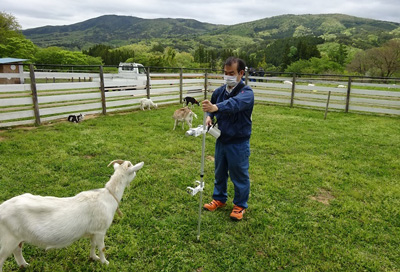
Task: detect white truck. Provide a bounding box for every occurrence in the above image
[102,62,149,91]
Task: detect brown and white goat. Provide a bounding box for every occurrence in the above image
[172,107,198,130]
[0,160,144,271]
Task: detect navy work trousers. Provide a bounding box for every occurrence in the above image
[212,139,250,209]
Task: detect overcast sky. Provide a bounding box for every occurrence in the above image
[2,0,400,30]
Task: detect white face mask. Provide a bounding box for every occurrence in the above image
[224,75,238,87]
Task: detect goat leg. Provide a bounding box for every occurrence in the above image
[89,235,100,262]
[0,236,23,271]
[90,234,109,265]
[13,243,29,268]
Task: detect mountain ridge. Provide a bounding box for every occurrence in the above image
[22,13,400,50]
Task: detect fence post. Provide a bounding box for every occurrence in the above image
[99,65,106,115]
[29,64,41,126]
[204,71,208,100]
[179,68,183,104]
[146,67,151,99]
[345,77,352,113]
[245,68,249,85]
[290,73,296,107]
[324,91,332,120]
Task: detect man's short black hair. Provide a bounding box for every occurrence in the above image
[224,57,246,73]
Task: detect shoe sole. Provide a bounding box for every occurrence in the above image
[203,205,226,211]
[230,215,243,221]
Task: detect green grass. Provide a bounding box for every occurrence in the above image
[0,104,399,271]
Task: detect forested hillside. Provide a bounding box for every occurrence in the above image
[2,12,400,77]
[23,14,400,51]
[23,15,220,49]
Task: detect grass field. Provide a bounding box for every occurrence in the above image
[0,104,399,271]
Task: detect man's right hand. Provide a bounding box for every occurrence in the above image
[202,100,218,113]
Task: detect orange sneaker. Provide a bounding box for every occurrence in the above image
[230,205,245,221]
[203,199,226,211]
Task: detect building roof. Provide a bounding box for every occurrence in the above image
[0,58,28,64]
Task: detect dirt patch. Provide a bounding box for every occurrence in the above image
[309,188,335,205]
[80,114,99,120]
[206,155,215,161]
[0,136,6,142]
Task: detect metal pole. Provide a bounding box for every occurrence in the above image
[204,71,208,100]
[196,112,207,241]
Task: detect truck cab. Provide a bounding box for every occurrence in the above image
[118,62,147,75]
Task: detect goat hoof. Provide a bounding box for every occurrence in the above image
[90,255,100,261]
[19,263,29,269]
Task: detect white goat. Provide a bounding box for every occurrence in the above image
[140,98,158,110]
[172,107,197,130]
[0,160,144,271]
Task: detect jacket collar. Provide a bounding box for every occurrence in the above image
[227,80,245,98]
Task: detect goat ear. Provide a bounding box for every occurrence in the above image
[131,161,144,172]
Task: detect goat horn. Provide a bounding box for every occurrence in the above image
[107,160,125,167]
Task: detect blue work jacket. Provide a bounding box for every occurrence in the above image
[208,81,254,144]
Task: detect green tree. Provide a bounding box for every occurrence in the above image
[347,50,369,75]
[347,40,400,77]
[194,45,206,63]
[367,39,400,77]
[0,12,38,60]
[285,57,343,74]
[163,47,177,67]
[264,36,323,70]
[0,36,37,59]
[175,52,199,68]
[0,12,22,44]
[327,43,348,66]
[35,47,102,67]
[83,44,133,65]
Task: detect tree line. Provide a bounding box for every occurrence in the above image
[1,12,400,77]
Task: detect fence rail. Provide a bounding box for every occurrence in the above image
[0,65,399,127]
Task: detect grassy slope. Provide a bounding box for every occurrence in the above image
[0,104,399,271]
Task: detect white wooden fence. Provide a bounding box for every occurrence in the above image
[0,66,207,127]
[247,75,400,116]
[1,65,399,128]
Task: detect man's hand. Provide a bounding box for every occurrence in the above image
[205,116,213,127]
[202,100,218,113]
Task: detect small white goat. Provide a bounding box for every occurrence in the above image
[283,80,293,85]
[140,98,158,110]
[172,107,197,130]
[0,160,144,271]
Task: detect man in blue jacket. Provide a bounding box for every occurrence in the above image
[202,57,254,221]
